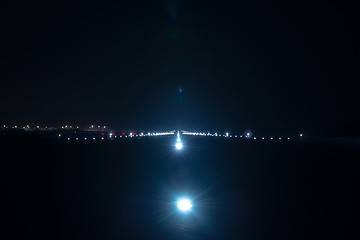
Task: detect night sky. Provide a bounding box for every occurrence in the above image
[1,0,359,133]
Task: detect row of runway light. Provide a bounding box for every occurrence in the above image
[182,131,303,141]
[58,131,176,141]
[59,130,302,142]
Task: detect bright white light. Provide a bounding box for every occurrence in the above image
[58,134,61,137]
[287,137,290,140]
[84,138,87,140]
[279,137,282,140]
[67,138,70,140]
[175,131,183,150]
[177,198,192,212]
[300,133,303,137]
[93,137,96,140]
[175,141,183,150]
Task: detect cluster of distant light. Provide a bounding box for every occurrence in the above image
[1,124,108,131]
[58,125,108,130]
[1,124,56,130]
[61,125,80,129]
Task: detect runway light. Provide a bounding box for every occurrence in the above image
[245,131,252,138]
[175,141,183,150]
[177,198,192,213]
[84,137,87,140]
[58,134,61,137]
[175,131,183,150]
[287,137,290,140]
[300,133,303,137]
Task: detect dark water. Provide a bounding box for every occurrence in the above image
[3,136,359,239]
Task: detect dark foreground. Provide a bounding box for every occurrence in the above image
[3,136,359,239]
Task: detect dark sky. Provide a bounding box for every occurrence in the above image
[1,0,358,134]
